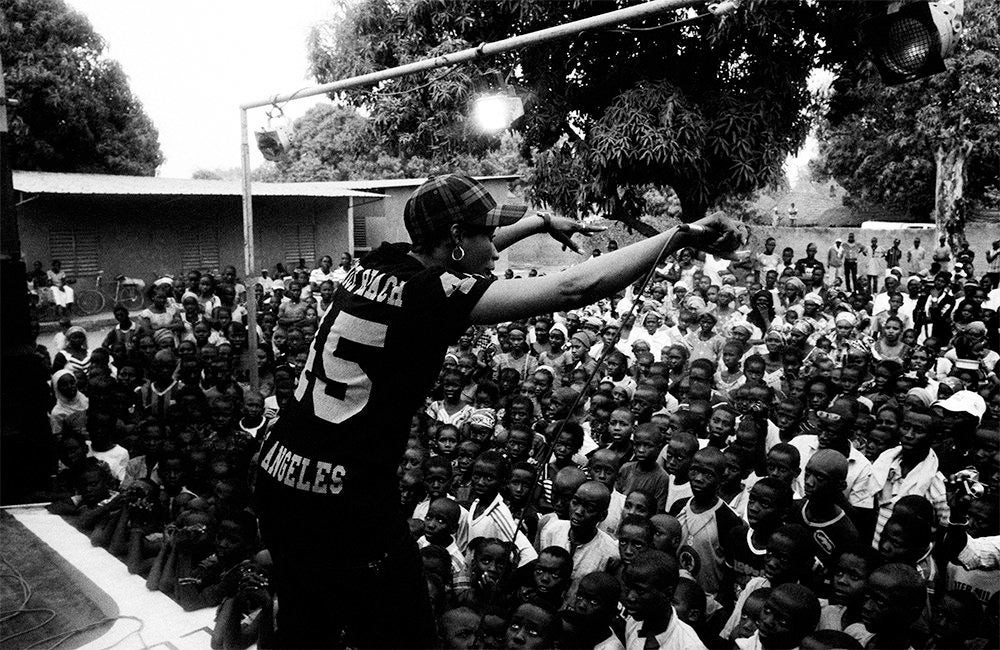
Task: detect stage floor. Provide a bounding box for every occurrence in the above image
[1,507,218,649]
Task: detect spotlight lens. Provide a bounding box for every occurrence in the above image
[879,16,937,76]
[473,96,513,133]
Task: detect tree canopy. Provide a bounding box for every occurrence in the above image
[811,0,999,236]
[257,103,526,182]
[306,0,866,229]
[1,0,163,175]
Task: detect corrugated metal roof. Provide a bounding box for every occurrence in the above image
[13,171,385,198]
[328,174,520,190]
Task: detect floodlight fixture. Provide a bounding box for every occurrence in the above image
[863,0,964,85]
[472,92,524,133]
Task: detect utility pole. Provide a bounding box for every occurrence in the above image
[1,56,58,504]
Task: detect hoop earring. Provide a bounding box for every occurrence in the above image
[451,245,465,261]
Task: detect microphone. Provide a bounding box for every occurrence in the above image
[678,223,713,237]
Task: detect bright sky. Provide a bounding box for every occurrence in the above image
[66,0,335,178]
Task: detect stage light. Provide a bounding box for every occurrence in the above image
[256,105,294,162]
[863,0,964,85]
[472,93,524,133]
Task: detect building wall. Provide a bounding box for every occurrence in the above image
[18,194,353,283]
[354,177,523,265]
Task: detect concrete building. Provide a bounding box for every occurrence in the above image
[13,172,520,282]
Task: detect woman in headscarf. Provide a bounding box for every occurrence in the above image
[779,276,806,316]
[748,289,775,333]
[52,326,91,378]
[49,368,89,434]
[539,322,571,384]
[760,328,786,374]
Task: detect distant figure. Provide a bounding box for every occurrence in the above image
[787,203,798,227]
[772,206,780,228]
[607,240,619,252]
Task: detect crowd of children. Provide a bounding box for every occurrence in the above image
[31,233,1000,649]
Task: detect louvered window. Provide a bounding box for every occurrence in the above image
[284,224,316,267]
[181,228,221,275]
[353,213,368,250]
[49,231,99,276]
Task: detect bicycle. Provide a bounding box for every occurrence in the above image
[75,271,146,316]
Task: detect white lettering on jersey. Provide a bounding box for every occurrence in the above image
[440,272,478,298]
[295,311,388,424]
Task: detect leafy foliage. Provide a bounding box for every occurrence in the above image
[811,0,1000,221]
[1,0,163,175]
[306,0,867,225]
[256,103,527,182]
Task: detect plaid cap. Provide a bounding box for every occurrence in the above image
[404,173,527,247]
[468,408,498,430]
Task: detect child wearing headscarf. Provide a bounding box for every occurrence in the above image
[50,368,89,434]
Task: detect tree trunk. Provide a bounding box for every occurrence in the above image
[934,141,973,250]
[677,190,707,224]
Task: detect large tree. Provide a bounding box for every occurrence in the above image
[306,0,864,231]
[812,0,999,244]
[1,0,163,175]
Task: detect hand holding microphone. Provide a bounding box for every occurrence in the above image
[678,211,750,261]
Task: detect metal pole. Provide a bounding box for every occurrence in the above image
[240,107,260,391]
[240,0,702,109]
[347,196,355,257]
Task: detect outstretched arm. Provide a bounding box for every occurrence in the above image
[471,214,745,325]
[492,213,604,255]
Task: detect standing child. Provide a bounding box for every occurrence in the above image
[427,370,475,428]
[621,550,707,650]
[663,432,699,512]
[616,424,670,513]
[793,449,860,572]
[673,447,743,601]
[725,478,794,599]
[818,546,882,636]
[854,563,927,649]
[418,497,466,587]
[504,461,539,541]
[588,448,627,538]
[434,424,461,461]
[465,451,537,567]
[606,407,636,464]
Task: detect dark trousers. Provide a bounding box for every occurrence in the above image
[844,260,858,292]
[255,473,437,649]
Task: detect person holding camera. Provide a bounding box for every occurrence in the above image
[942,469,999,572]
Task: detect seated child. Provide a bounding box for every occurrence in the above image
[176,510,258,611]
